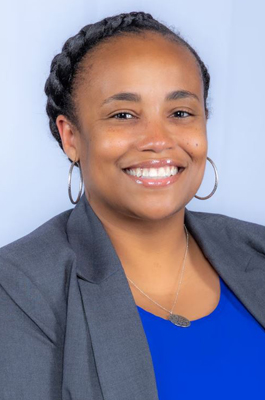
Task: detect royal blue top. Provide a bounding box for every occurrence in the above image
[137,275,265,399]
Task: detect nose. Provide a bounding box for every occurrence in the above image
[136,121,175,153]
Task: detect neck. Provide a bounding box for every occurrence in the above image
[88,197,190,289]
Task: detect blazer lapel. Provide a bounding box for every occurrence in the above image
[65,193,265,400]
[66,193,159,400]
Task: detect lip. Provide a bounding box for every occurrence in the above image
[123,158,186,169]
[123,168,184,188]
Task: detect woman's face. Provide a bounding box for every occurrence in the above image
[58,32,208,221]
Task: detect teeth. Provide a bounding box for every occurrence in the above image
[136,168,141,177]
[125,166,179,178]
[149,168,157,177]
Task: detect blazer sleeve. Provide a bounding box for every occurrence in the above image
[0,281,63,400]
[0,211,74,400]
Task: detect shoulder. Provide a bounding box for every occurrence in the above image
[0,207,76,273]
[185,208,265,256]
[186,208,265,233]
[0,207,77,345]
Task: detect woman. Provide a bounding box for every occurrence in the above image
[0,11,265,400]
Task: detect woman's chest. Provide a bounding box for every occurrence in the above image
[130,257,221,322]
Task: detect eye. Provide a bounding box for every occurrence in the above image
[110,112,135,119]
[172,110,192,118]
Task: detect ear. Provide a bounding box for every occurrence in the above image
[56,115,80,162]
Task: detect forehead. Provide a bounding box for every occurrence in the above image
[74,31,204,103]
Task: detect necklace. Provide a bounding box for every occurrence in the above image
[126,224,191,327]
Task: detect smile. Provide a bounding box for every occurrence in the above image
[123,166,185,187]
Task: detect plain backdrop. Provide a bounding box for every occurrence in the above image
[1,0,264,247]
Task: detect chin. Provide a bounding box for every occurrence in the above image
[126,201,184,222]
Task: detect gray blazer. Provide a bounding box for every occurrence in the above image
[0,193,265,400]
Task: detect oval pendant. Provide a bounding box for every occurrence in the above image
[168,313,191,327]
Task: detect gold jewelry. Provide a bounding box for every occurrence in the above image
[126,225,190,327]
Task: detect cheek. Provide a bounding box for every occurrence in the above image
[184,131,208,158]
[87,128,131,164]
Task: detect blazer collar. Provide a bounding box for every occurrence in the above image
[66,192,122,283]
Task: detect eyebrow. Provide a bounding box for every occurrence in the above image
[101,90,200,106]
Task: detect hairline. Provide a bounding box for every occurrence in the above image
[70,30,205,129]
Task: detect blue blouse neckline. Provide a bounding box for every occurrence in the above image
[137,275,226,326]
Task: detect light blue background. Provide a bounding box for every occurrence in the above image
[1,0,264,247]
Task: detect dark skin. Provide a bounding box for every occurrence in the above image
[56,32,220,321]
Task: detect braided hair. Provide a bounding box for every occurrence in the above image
[44,11,210,163]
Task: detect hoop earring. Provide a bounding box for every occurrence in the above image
[68,160,84,204]
[195,157,219,200]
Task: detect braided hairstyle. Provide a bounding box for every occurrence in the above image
[44,11,210,164]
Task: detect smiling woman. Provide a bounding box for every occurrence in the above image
[53,28,208,222]
[1,10,265,400]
